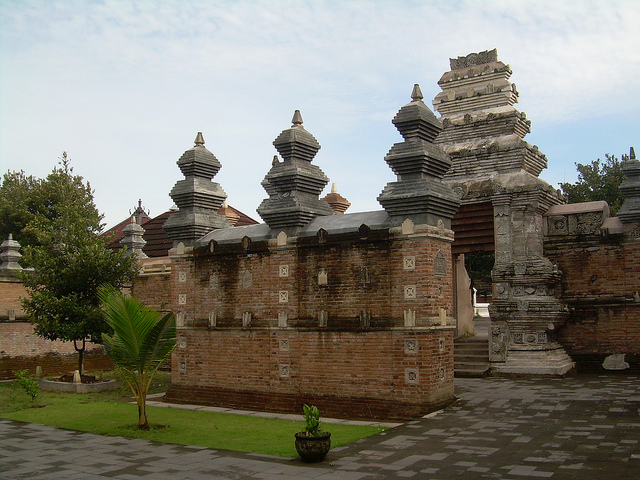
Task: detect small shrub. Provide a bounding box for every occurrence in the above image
[301,403,326,436]
[14,369,39,401]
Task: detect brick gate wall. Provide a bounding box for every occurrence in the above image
[165,225,457,420]
[544,229,640,372]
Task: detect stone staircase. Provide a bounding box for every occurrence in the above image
[454,317,490,377]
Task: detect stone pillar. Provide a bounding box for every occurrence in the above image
[0,234,23,272]
[618,147,640,225]
[434,50,572,375]
[164,132,231,248]
[257,111,334,235]
[120,217,147,258]
[378,84,460,227]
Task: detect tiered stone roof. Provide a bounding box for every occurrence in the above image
[378,84,460,225]
[434,49,547,179]
[163,132,231,246]
[257,111,334,231]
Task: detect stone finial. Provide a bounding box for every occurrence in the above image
[120,217,147,258]
[163,132,231,247]
[257,111,333,231]
[378,86,460,223]
[0,234,23,271]
[321,183,351,215]
[291,110,303,126]
[411,84,423,102]
[617,146,640,224]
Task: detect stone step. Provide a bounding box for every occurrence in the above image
[454,336,490,378]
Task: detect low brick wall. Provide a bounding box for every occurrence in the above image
[544,227,640,372]
[0,322,111,379]
[166,327,455,421]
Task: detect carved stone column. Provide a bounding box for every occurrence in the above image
[434,49,573,375]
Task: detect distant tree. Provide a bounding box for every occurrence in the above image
[0,170,41,251]
[100,285,176,430]
[19,153,140,375]
[559,153,626,216]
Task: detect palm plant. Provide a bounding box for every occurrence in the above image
[99,285,176,429]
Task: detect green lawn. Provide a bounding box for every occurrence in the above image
[0,376,386,458]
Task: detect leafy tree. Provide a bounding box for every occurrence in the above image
[19,154,140,374]
[559,153,626,216]
[99,285,176,430]
[0,170,41,252]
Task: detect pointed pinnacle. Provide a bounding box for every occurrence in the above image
[631,147,636,160]
[291,110,303,126]
[194,132,205,146]
[411,84,423,102]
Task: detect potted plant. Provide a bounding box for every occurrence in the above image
[294,403,331,463]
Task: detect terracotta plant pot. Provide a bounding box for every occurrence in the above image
[294,432,331,463]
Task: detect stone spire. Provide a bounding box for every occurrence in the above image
[322,183,351,214]
[257,111,333,232]
[0,234,23,271]
[120,216,147,258]
[434,48,547,178]
[618,147,640,224]
[164,132,231,247]
[377,84,460,225]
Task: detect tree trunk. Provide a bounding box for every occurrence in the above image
[137,392,149,429]
[74,338,86,377]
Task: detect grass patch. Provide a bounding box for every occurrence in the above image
[0,377,386,458]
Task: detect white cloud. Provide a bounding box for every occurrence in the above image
[1,0,639,228]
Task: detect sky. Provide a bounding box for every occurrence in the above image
[1,0,639,231]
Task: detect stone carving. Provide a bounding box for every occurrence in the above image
[434,251,447,276]
[178,294,186,305]
[242,311,252,327]
[209,273,219,290]
[178,361,186,372]
[279,264,289,277]
[318,310,328,327]
[279,338,289,351]
[404,339,418,354]
[318,269,328,286]
[403,256,415,270]
[279,290,289,303]
[178,271,187,283]
[404,309,416,327]
[439,337,445,351]
[279,364,290,377]
[405,368,419,384]
[208,311,217,328]
[404,285,416,299]
[176,312,185,328]
[278,311,288,328]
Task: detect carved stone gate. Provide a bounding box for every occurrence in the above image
[434,49,574,375]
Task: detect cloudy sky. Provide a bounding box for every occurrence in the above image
[1,0,638,230]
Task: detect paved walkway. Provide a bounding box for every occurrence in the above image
[2,375,639,479]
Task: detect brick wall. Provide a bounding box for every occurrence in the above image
[0,322,111,379]
[165,225,457,420]
[544,232,640,372]
[0,276,27,321]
